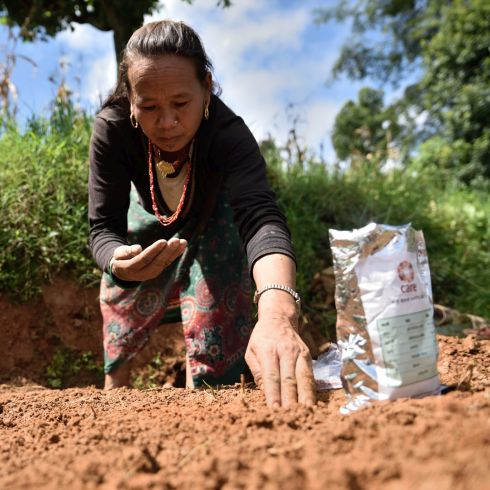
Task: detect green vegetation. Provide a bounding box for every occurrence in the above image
[1,101,488,321]
[45,345,103,388]
[262,141,490,319]
[132,352,166,390]
[0,102,490,322]
[0,100,98,301]
[332,87,402,165]
[132,352,186,389]
[319,0,490,181]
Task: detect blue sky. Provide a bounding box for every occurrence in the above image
[1,0,387,161]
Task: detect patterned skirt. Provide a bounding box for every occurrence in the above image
[100,189,252,387]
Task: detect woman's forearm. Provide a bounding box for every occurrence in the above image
[252,253,299,326]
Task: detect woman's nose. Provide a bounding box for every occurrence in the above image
[157,110,178,129]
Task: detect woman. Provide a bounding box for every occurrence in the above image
[89,20,315,408]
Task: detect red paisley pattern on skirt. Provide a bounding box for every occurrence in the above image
[100,189,252,384]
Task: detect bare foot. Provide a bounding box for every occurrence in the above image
[186,353,194,389]
[104,363,131,389]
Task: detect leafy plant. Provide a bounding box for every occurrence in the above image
[132,352,186,389]
[316,0,490,180]
[0,0,233,64]
[132,352,165,390]
[45,345,103,388]
[1,97,488,325]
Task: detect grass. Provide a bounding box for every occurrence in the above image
[132,352,166,389]
[0,101,99,301]
[0,101,488,321]
[263,142,490,319]
[45,345,103,389]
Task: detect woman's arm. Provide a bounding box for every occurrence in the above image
[90,115,188,283]
[89,114,133,272]
[246,253,316,408]
[207,99,315,406]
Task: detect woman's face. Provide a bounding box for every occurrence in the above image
[128,55,211,153]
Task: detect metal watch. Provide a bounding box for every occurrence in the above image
[253,284,301,307]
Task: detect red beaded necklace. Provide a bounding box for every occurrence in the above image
[148,140,194,226]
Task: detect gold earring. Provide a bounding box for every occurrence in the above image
[130,112,138,129]
[204,105,209,120]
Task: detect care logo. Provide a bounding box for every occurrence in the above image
[397,260,417,293]
[397,260,415,282]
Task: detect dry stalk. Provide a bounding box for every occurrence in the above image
[88,404,97,419]
[201,379,217,400]
[178,437,213,467]
[267,441,304,456]
[240,373,250,409]
[0,28,36,121]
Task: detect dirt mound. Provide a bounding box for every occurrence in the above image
[1,334,489,490]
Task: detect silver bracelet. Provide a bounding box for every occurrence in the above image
[253,284,301,307]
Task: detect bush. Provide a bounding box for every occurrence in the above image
[0,101,99,301]
[45,346,103,388]
[263,142,490,319]
[1,106,488,320]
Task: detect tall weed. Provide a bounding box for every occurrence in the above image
[0,102,97,300]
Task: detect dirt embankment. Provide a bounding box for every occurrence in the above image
[0,279,185,387]
[1,279,489,489]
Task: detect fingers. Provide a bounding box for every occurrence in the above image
[112,239,187,281]
[279,353,298,407]
[140,238,186,272]
[246,332,317,409]
[159,238,187,268]
[296,351,317,406]
[134,238,186,267]
[245,348,263,389]
[113,244,142,260]
[257,347,281,409]
[131,240,168,270]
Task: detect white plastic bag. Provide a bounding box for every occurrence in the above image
[312,344,342,391]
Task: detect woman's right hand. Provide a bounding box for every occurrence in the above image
[110,238,187,282]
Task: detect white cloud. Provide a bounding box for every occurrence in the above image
[303,99,342,159]
[38,0,347,158]
[82,52,117,106]
[57,23,113,52]
[144,0,342,157]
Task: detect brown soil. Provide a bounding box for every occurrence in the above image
[0,279,185,388]
[1,280,489,489]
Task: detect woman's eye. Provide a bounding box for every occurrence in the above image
[142,105,156,111]
[174,101,189,108]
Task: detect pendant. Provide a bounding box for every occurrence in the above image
[156,160,176,178]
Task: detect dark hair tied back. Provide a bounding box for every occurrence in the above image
[102,20,217,109]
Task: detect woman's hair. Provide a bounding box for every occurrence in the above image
[102,20,218,110]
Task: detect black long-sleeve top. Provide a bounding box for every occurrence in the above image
[88,94,295,275]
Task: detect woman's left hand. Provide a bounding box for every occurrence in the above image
[245,315,316,408]
[247,253,316,408]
